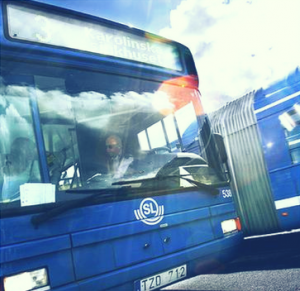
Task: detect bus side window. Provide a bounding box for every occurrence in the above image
[287,126,300,164]
[279,103,300,164]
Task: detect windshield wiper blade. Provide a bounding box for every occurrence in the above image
[30,187,127,228]
[112,175,219,195]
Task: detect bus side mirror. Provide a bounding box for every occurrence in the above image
[213,133,227,163]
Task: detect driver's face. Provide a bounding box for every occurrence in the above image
[106,137,121,158]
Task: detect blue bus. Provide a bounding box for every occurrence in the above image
[210,68,300,236]
[0,1,242,290]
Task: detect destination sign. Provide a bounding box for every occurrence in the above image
[6,4,182,71]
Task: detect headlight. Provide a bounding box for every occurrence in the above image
[3,268,49,291]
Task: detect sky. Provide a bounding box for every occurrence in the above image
[36,0,300,112]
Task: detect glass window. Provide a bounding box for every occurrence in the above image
[1,61,222,211]
[34,76,81,190]
[137,131,150,151]
[0,81,42,202]
[175,102,198,144]
[279,103,300,164]
[147,121,167,149]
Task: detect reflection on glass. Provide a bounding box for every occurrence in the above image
[279,103,300,164]
[0,63,222,209]
[279,112,296,132]
[147,121,166,149]
[175,102,197,139]
[163,115,178,151]
[0,89,42,202]
[138,131,150,151]
[181,165,223,185]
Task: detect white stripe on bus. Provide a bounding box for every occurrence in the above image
[288,139,300,146]
[254,91,300,114]
[275,196,300,210]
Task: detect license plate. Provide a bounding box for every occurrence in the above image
[135,264,187,291]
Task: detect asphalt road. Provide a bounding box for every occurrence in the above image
[163,231,300,291]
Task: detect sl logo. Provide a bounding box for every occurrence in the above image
[134,198,164,225]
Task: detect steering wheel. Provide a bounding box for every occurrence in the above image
[147,147,171,155]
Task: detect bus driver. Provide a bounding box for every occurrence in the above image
[105,134,133,179]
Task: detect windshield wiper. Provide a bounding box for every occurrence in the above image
[31,175,224,228]
[31,187,129,228]
[112,175,220,195]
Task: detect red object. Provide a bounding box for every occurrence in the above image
[158,75,204,116]
[235,217,242,231]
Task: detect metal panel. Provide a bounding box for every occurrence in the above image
[209,92,280,236]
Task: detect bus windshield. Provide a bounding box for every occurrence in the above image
[0,61,224,208]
